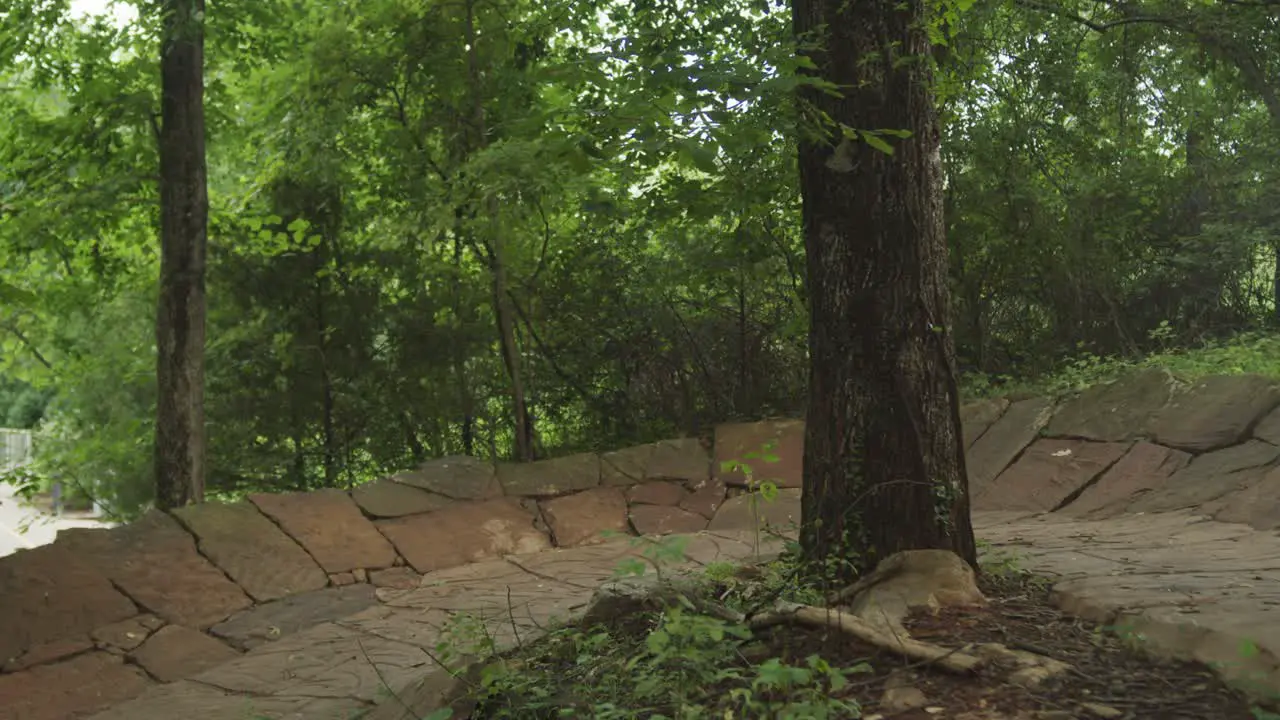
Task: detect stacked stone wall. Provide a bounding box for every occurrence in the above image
[5,369,1280,718]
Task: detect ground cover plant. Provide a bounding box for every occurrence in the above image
[396,538,1268,720]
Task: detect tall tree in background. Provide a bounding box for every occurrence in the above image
[793,0,977,581]
[154,0,208,509]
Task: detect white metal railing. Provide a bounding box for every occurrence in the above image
[0,428,33,473]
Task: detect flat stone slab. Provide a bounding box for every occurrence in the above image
[375,498,551,573]
[1151,374,1280,452]
[975,438,1131,512]
[393,455,501,500]
[681,476,727,518]
[627,480,688,506]
[707,488,801,532]
[714,419,805,488]
[86,679,367,720]
[209,584,379,650]
[351,478,457,518]
[498,452,602,496]
[1129,439,1280,514]
[173,501,328,603]
[56,510,252,628]
[0,651,151,720]
[959,397,1008,449]
[966,396,1055,493]
[1203,466,1280,531]
[1044,368,1176,442]
[0,542,137,665]
[4,636,94,673]
[92,615,163,653]
[645,438,711,482]
[1252,405,1280,445]
[974,512,1280,703]
[194,621,435,703]
[1060,441,1191,518]
[541,486,629,547]
[630,504,710,535]
[251,489,398,573]
[129,625,240,683]
[601,444,650,486]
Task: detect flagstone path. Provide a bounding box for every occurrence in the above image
[6,369,1280,719]
[69,509,1280,720]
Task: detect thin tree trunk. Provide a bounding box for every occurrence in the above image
[450,235,477,456]
[463,0,535,461]
[154,0,207,510]
[792,0,977,583]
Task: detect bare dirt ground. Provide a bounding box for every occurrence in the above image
[751,570,1261,720]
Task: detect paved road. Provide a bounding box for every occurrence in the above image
[0,482,110,558]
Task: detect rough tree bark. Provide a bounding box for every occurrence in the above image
[792,0,978,582]
[154,0,208,509]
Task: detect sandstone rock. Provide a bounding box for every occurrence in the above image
[82,680,366,720]
[208,584,379,651]
[54,510,251,629]
[2,636,93,673]
[0,652,150,720]
[960,397,1009,449]
[1045,368,1176,442]
[629,504,709,535]
[328,572,356,586]
[361,664,477,720]
[369,567,422,590]
[1060,442,1191,518]
[646,438,710,482]
[375,498,551,573]
[351,479,457,518]
[1151,374,1280,452]
[681,476,727,519]
[707,488,801,532]
[974,438,1131,513]
[1129,440,1280,514]
[714,419,805,488]
[627,481,687,506]
[250,489,397,573]
[393,455,501,500]
[1205,466,1280,530]
[498,452,601,496]
[966,397,1055,494]
[540,487,629,547]
[843,550,986,633]
[0,542,137,666]
[172,501,328,603]
[129,625,239,683]
[880,684,929,714]
[601,444,651,486]
[92,616,158,653]
[1254,405,1280,446]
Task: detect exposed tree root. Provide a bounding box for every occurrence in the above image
[749,602,984,674]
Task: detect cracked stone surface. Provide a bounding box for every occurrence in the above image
[7,384,1280,720]
[46,515,1280,719]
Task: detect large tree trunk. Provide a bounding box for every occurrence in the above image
[154,0,208,510]
[792,0,977,582]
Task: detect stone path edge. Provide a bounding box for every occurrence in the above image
[5,369,1280,718]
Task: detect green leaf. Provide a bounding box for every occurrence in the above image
[860,130,895,155]
[678,138,720,174]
